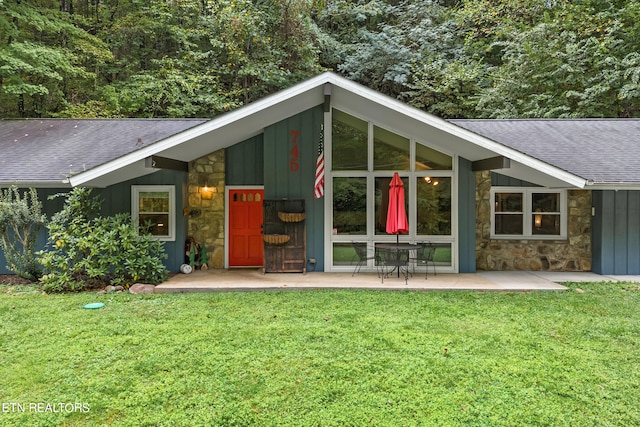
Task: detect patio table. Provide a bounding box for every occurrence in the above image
[377,243,420,284]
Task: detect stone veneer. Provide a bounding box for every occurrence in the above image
[187,150,225,268]
[475,171,592,271]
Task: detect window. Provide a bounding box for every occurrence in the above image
[332,109,368,170]
[332,177,367,235]
[416,176,451,235]
[491,188,566,239]
[374,126,410,171]
[374,175,409,235]
[132,186,175,241]
[329,109,456,272]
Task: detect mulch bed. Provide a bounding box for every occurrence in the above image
[0,275,36,285]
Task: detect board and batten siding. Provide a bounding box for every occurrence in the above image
[226,134,264,186]
[458,158,476,273]
[263,104,325,271]
[592,190,640,275]
[100,169,188,273]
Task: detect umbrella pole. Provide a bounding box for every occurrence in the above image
[396,233,400,277]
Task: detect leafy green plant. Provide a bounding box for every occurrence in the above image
[39,188,167,292]
[0,186,46,281]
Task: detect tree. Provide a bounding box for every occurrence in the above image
[0,0,111,117]
[473,1,640,117]
[0,187,46,281]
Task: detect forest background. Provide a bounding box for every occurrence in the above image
[2,0,640,119]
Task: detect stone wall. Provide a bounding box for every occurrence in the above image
[187,150,225,268]
[475,171,592,271]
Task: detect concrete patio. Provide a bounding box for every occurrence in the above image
[154,269,640,293]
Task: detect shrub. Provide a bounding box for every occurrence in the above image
[0,186,46,281]
[39,188,168,292]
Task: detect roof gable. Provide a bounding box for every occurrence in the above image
[64,72,586,189]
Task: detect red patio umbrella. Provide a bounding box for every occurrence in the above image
[386,172,408,242]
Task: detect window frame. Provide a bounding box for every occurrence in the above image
[131,185,176,241]
[326,107,457,273]
[490,187,567,240]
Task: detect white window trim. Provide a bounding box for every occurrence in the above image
[490,187,567,240]
[131,185,176,241]
[326,107,457,273]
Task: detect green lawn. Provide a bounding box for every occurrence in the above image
[1,282,639,426]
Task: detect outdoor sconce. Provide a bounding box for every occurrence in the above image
[200,185,216,200]
[534,209,542,229]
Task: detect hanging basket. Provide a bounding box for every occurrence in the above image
[278,212,306,223]
[263,234,291,245]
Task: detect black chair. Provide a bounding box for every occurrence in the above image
[412,242,437,279]
[381,248,410,284]
[351,242,379,276]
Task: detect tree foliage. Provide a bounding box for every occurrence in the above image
[0,187,46,281]
[2,0,640,118]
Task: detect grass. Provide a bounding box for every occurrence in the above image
[1,282,639,426]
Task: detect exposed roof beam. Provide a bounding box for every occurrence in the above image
[472,156,511,171]
[145,155,188,172]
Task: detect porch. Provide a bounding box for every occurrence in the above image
[153,269,630,293]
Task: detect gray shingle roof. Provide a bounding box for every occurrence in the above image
[449,119,640,184]
[0,118,208,185]
[3,115,640,187]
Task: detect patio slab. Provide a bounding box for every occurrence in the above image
[151,269,595,293]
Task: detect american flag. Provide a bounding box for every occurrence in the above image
[314,124,325,199]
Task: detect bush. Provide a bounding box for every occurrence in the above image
[0,186,46,281]
[39,188,168,292]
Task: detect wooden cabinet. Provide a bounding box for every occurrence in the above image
[263,199,306,273]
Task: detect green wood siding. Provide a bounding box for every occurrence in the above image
[592,190,640,274]
[458,158,476,273]
[226,134,264,186]
[263,105,325,271]
[99,169,188,272]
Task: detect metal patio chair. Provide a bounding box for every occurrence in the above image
[411,242,437,279]
[380,247,410,284]
[351,242,380,277]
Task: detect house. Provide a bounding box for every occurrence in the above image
[2,72,640,275]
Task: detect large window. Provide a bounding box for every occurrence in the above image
[491,188,566,239]
[132,185,175,241]
[333,177,367,235]
[374,126,410,171]
[416,176,451,235]
[332,109,368,170]
[329,109,456,271]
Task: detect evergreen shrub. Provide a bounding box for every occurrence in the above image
[39,188,168,292]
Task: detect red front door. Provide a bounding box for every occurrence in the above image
[228,189,264,266]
